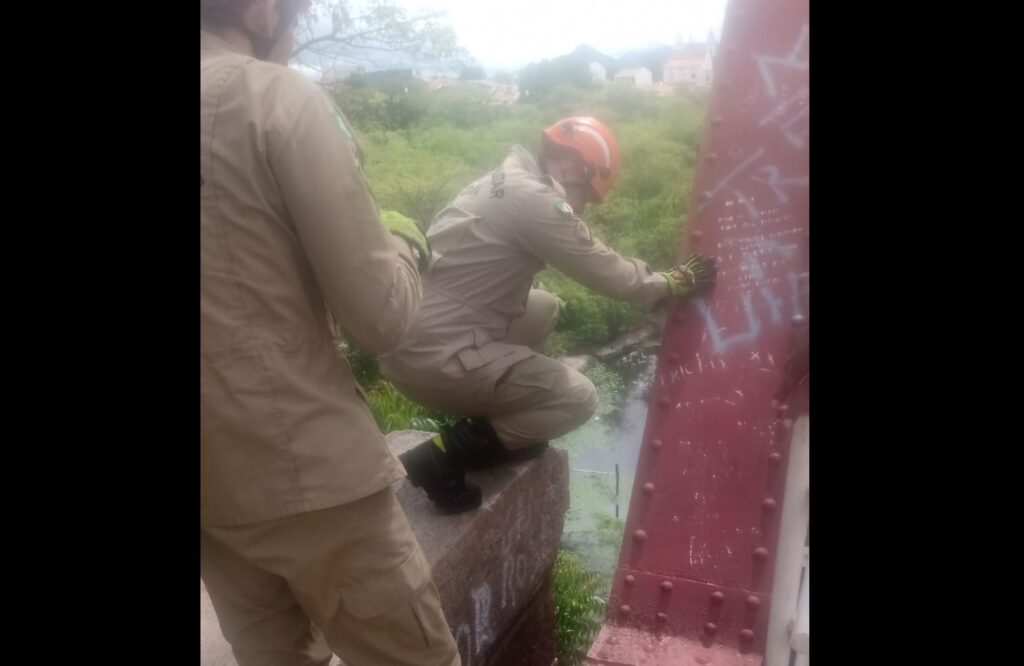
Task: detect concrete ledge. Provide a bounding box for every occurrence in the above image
[202,430,570,666]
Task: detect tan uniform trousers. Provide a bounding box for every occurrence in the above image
[391,290,598,449]
[201,488,461,666]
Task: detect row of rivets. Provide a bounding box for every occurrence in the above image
[615,581,764,645]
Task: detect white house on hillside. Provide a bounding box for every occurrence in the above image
[613,67,653,87]
[664,41,715,87]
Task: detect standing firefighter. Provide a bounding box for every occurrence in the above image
[200,1,459,664]
[381,117,717,514]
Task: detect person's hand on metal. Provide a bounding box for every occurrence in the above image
[381,210,431,272]
[661,254,717,298]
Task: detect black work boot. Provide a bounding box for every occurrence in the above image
[449,419,549,470]
[399,433,482,515]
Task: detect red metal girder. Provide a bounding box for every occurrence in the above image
[607,570,769,647]
[590,0,809,662]
[588,624,763,666]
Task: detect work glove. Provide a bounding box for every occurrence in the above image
[661,254,717,298]
[381,210,431,272]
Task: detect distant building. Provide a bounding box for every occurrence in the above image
[421,79,520,105]
[414,66,459,81]
[613,67,653,87]
[663,38,716,88]
[488,83,521,105]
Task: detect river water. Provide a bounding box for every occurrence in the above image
[556,348,658,584]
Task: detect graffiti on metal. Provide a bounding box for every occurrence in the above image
[592,0,810,663]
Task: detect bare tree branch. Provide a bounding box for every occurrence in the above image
[292,12,445,58]
[291,1,467,70]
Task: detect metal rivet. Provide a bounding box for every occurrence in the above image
[633,529,648,542]
[782,418,794,430]
[619,604,632,614]
[608,636,619,645]
[659,396,671,409]
[691,230,704,241]
[704,622,718,635]
[739,629,755,641]
[762,498,777,511]
[656,612,668,622]
[775,403,789,414]
[699,191,712,202]
[651,438,663,450]
[645,645,656,653]
[768,452,783,465]
[695,657,711,665]
[705,152,719,163]
[661,581,673,592]
[624,574,636,586]
[746,595,761,609]
[791,314,807,328]
[754,547,769,561]
[710,590,725,603]
[643,483,656,495]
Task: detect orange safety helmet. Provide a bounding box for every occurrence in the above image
[541,116,620,203]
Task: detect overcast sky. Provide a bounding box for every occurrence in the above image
[383,0,729,71]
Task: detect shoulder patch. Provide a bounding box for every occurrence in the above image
[574,219,593,243]
[554,199,574,217]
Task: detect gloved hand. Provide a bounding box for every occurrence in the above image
[661,254,717,297]
[381,210,431,272]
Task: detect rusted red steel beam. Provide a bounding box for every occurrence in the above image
[588,0,809,663]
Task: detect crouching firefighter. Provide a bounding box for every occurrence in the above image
[380,116,717,514]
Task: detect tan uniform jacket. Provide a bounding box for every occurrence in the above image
[381,146,668,389]
[201,31,417,526]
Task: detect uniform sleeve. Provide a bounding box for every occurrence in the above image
[267,83,421,354]
[513,191,670,307]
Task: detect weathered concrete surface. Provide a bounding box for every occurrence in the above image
[201,580,239,666]
[387,430,568,666]
[201,430,569,666]
[479,573,557,666]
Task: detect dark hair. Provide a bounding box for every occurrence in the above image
[200,0,309,28]
[200,0,253,25]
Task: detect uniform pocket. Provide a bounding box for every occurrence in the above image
[455,341,530,372]
[337,545,432,620]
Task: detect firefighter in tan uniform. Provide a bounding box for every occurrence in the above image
[381,117,716,513]
[200,1,460,664]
